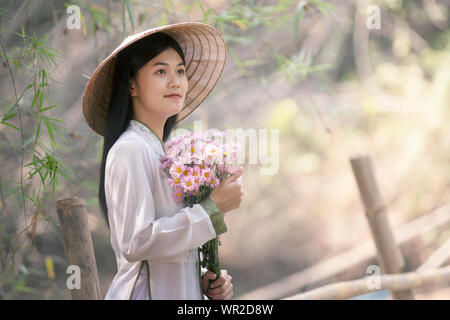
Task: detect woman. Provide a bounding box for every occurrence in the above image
[81,22,244,300]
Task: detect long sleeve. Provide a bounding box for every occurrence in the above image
[105,140,227,263]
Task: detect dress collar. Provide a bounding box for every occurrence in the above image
[129,119,166,157]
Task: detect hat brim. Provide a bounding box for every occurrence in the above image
[82,22,227,136]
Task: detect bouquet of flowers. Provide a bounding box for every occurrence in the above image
[159,130,240,281]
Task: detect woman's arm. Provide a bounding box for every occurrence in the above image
[105,140,226,263]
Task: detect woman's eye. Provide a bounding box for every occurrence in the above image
[156,69,185,74]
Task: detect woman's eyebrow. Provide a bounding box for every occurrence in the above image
[152,62,185,67]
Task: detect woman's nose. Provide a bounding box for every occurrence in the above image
[168,73,181,87]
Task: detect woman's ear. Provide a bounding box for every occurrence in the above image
[129,78,138,97]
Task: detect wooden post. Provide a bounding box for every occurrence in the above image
[57,197,101,300]
[350,155,414,300]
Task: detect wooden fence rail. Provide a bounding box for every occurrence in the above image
[283,266,450,300]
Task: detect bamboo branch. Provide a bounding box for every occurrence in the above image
[417,238,450,272]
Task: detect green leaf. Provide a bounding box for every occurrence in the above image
[122,0,126,37]
[44,117,63,123]
[11,24,26,38]
[32,32,39,46]
[2,111,17,122]
[24,193,37,203]
[38,51,45,63]
[1,122,20,130]
[51,124,69,144]
[30,88,41,110]
[22,137,34,148]
[39,105,57,113]
[125,0,134,32]
[42,45,63,56]
[39,34,47,46]
[43,118,56,149]
[36,117,42,142]
[294,1,306,40]
[38,88,44,110]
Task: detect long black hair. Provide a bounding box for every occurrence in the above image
[99,32,186,229]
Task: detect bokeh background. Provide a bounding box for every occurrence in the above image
[0,0,449,299]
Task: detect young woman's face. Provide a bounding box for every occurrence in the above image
[130,47,188,120]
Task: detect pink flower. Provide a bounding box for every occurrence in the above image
[220,144,236,164]
[160,156,172,170]
[192,176,202,193]
[181,175,196,192]
[205,143,221,159]
[179,152,194,165]
[191,140,207,164]
[201,168,213,181]
[169,162,184,178]
[180,166,192,178]
[207,176,220,188]
[172,187,184,203]
[226,165,235,175]
[216,163,226,175]
[191,165,202,179]
[168,176,182,189]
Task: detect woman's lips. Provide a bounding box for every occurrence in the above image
[165,95,181,100]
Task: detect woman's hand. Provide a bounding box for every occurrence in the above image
[209,166,244,214]
[202,269,233,300]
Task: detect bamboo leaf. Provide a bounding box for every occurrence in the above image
[125,0,134,32]
[43,118,56,149]
[44,117,63,123]
[50,124,69,144]
[30,88,41,110]
[22,137,34,148]
[38,51,45,63]
[24,192,36,203]
[39,105,57,113]
[2,111,17,122]
[42,45,63,57]
[79,9,87,37]
[122,0,126,37]
[38,88,44,111]
[294,1,306,40]
[1,122,20,130]
[35,119,41,145]
[39,34,47,47]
